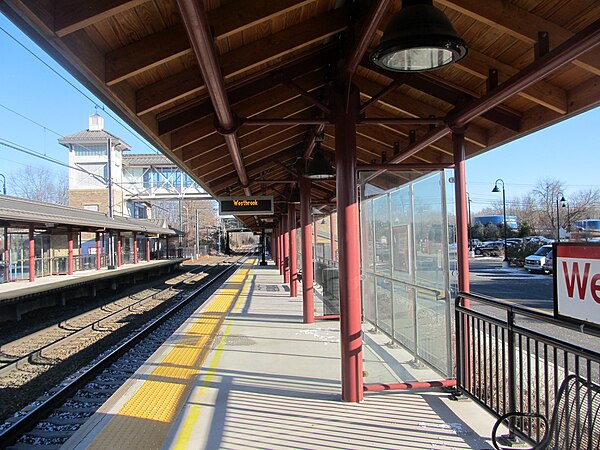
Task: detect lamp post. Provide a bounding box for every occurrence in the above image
[0,173,6,195]
[467,192,473,255]
[492,179,509,267]
[556,192,566,242]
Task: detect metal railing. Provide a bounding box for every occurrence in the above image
[456,292,600,444]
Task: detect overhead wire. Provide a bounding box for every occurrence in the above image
[0,24,160,155]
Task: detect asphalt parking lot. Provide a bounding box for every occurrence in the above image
[469,256,554,312]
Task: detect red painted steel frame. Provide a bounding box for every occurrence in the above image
[95,232,101,270]
[453,131,470,295]
[300,177,314,323]
[289,203,298,297]
[146,237,151,262]
[334,83,363,402]
[28,226,34,282]
[330,212,337,262]
[117,232,122,267]
[283,215,290,284]
[4,228,8,282]
[67,229,74,275]
[133,235,138,264]
[364,379,456,392]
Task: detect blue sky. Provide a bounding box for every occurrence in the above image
[0,14,598,213]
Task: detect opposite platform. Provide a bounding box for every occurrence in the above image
[63,258,498,450]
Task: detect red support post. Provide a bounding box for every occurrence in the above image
[300,176,314,323]
[68,228,74,275]
[453,130,470,295]
[283,215,290,283]
[4,227,9,282]
[95,232,101,270]
[117,232,122,266]
[28,226,35,282]
[147,236,151,262]
[330,212,337,262]
[133,234,138,264]
[333,83,363,402]
[289,203,298,297]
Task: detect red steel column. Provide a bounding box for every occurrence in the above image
[4,227,8,282]
[147,237,151,262]
[283,215,290,283]
[95,232,101,270]
[453,130,470,295]
[68,228,74,275]
[330,212,337,262]
[28,226,35,282]
[133,234,138,264]
[117,232,122,266]
[300,176,314,323]
[334,83,363,402]
[289,203,298,297]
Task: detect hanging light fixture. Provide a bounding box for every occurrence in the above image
[371,0,468,72]
[289,185,301,204]
[305,141,335,179]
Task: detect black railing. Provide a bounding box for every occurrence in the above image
[456,292,600,444]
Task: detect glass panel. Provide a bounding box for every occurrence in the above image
[362,274,376,323]
[413,174,445,290]
[360,199,375,274]
[393,281,415,352]
[415,288,447,374]
[375,277,392,334]
[373,194,391,276]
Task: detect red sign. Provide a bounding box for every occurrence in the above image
[555,243,600,326]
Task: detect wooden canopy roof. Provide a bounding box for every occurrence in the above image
[2,0,599,227]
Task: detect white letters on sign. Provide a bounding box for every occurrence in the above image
[556,244,600,325]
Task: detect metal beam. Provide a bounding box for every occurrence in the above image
[176,0,251,196]
[343,0,392,81]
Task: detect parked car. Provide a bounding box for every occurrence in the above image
[524,244,553,273]
[474,241,502,256]
[542,250,553,274]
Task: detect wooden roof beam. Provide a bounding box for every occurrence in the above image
[106,0,316,86]
[455,48,568,114]
[394,16,600,163]
[158,45,337,135]
[136,7,348,114]
[438,0,600,76]
[54,0,148,37]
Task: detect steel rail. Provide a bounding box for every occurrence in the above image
[0,262,221,377]
[0,253,249,447]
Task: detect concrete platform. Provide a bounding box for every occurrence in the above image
[63,258,498,450]
[0,259,185,302]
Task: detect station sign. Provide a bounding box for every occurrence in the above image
[218,196,274,215]
[554,243,600,327]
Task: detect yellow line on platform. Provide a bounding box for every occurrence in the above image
[174,262,253,449]
[87,261,254,450]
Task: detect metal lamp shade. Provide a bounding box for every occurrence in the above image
[305,147,335,180]
[289,186,301,204]
[371,0,467,72]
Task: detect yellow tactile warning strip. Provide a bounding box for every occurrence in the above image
[172,260,255,449]
[87,261,255,450]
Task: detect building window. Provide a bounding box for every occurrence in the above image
[73,144,107,156]
[83,204,100,212]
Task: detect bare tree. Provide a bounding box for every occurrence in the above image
[8,165,68,204]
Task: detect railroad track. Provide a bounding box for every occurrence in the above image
[0,253,250,448]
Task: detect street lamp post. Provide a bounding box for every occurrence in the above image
[492,179,509,267]
[467,192,473,253]
[556,192,566,242]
